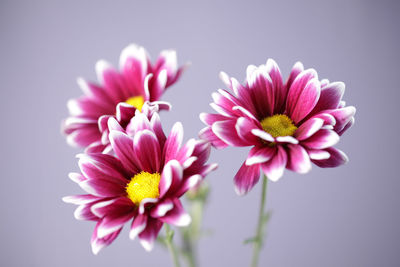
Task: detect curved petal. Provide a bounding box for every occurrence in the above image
[163,122,183,162]
[288,78,321,124]
[91,220,122,255]
[245,146,275,166]
[302,129,340,149]
[138,217,163,251]
[129,213,147,240]
[109,130,140,174]
[312,147,348,168]
[159,160,183,198]
[295,118,324,141]
[286,144,312,174]
[159,199,191,227]
[260,146,287,182]
[212,120,249,147]
[234,161,261,195]
[133,130,162,173]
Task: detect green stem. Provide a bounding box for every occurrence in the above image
[165,224,181,267]
[182,199,203,267]
[250,175,269,267]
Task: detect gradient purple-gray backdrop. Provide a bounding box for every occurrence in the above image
[1,0,399,266]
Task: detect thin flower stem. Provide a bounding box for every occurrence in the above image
[182,199,203,267]
[164,224,181,267]
[250,175,269,267]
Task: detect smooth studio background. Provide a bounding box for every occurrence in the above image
[1,1,399,266]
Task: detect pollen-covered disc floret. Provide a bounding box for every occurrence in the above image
[64,105,217,254]
[260,114,297,138]
[200,59,355,195]
[125,96,145,112]
[62,44,187,151]
[126,172,161,205]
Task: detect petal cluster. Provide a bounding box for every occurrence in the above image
[200,59,355,195]
[64,107,217,254]
[62,44,186,149]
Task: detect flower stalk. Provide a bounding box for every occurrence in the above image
[250,175,269,267]
[165,224,181,267]
[181,183,210,267]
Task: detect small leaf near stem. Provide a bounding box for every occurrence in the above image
[250,175,270,267]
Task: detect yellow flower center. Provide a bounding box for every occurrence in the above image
[126,171,161,206]
[260,114,297,137]
[125,96,145,111]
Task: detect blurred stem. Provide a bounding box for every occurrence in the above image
[165,224,181,267]
[250,175,269,267]
[181,183,210,267]
[182,199,203,267]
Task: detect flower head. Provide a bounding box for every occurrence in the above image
[63,108,217,254]
[62,44,186,149]
[200,59,355,195]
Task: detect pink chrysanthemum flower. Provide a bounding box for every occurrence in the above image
[200,59,355,195]
[63,106,217,254]
[62,44,186,149]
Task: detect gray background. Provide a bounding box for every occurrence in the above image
[1,0,399,266]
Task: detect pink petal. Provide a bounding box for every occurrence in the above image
[159,199,191,226]
[129,213,148,240]
[212,120,249,147]
[74,202,102,221]
[133,130,161,173]
[285,61,304,91]
[337,117,355,136]
[65,124,101,148]
[62,194,99,205]
[275,136,299,144]
[295,118,324,141]
[138,218,163,251]
[285,69,318,119]
[126,112,152,136]
[150,112,167,148]
[174,174,202,197]
[96,60,127,102]
[76,78,115,110]
[312,147,348,168]
[234,161,261,195]
[235,117,260,145]
[247,66,275,117]
[307,149,331,160]
[91,220,122,255]
[159,160,183,198]
[245,146,275,166]
[79,179,125,197]
[328,106,356,133]
[154,49,178,81]
[109,130,140,174]
[286,144,312,174]
[77,154,127,185]
[163,122,183,163]
[198,127,229,149]
[199,113,229,126]
[119,44,149,97]
[97,209,134,239]
[311,82,345,114]
[302,129,340,149]
[266,59,285,114]
[91,197,133,218]
[251,129,274,143]
[261,146,287,182]
[288,78,321,124]
[115,102,137,124]
[150,199,174,218]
